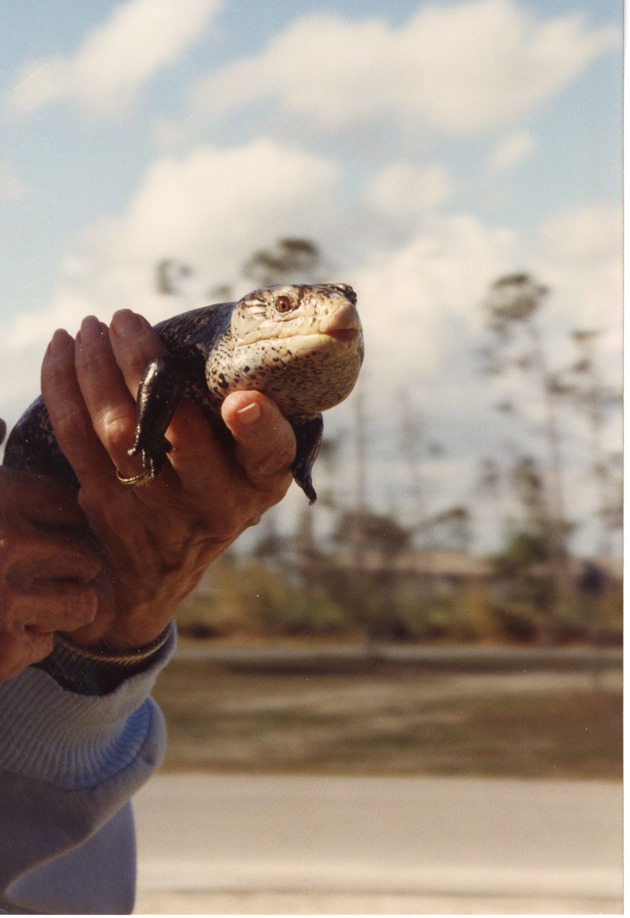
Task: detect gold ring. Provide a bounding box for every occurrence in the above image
[115,468,156,487]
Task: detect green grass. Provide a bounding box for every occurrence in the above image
[152,657,622,779]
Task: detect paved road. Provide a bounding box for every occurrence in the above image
[133,774,622,914]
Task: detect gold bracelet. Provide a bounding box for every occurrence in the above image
[55,623,173,667]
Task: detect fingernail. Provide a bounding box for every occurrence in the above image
[48,328,73,356]
[111,309,143,337]
[78,316,106,343]
[236,401,262,425]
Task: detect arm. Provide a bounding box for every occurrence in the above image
[0,310,296,914]
[0,641,172,914]
[0,465,155,915]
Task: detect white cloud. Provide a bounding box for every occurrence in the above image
[6,0,222,119]
[488,130,535,172]
[0,137,341,431]
[465,202,623,499]
[527,203,623,380]
[354,213,517,394]
[192,0,618,139]
[365,163,453,221]
[0,142,519,440]
[83,139,339,311]
[5,138,341,351]
[539,202,622,267]
[7,150,619,437]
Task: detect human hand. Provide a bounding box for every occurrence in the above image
[40,311,296,650]
[0,466,101,680]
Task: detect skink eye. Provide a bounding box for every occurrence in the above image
[275,295,294,313]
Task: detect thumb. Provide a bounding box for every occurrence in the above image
[221,391,295,491]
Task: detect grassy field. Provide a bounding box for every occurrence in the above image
[153,651,622,780]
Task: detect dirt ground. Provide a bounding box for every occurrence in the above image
[152,652,622,778]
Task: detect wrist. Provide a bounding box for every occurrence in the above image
[56,624,173,662]
[65,600,177,651]
[36,622,175,695]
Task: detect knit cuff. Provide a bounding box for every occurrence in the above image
[35,623,175,696]
[0,627,176,789]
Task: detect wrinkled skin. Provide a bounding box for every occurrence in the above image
[0,308,296,675]
[0,468,101,679]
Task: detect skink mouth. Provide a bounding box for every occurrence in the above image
[325,327,361,343]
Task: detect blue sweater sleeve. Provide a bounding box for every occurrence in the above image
[0,628,175,915]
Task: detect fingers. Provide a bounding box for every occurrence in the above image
[42,316,160,486]
[108,312,296,505]
[109,310,229,489]
[109,310,239,498]
[0,470,101,590]
[7,535,102,587]
[0,466,90,530]
[43,313,296,507]
[0,585,97,681]
[221,390,295,498]
[0,463,101,679]
[75,316,143,482]
[41,328,115,486]
[109,309,166,393]
[0,629,54,681]
[5,583,98,631]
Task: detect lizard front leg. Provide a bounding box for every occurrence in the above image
[124,354,194,484]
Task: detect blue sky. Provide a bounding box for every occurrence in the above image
[0,0,622,554]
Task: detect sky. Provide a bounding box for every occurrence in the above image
[0,0,623,556]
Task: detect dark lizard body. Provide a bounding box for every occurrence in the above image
[3,283,364,503]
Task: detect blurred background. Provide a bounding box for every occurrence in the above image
[0,0,623,912]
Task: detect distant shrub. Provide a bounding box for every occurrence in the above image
[488,600,539,642]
